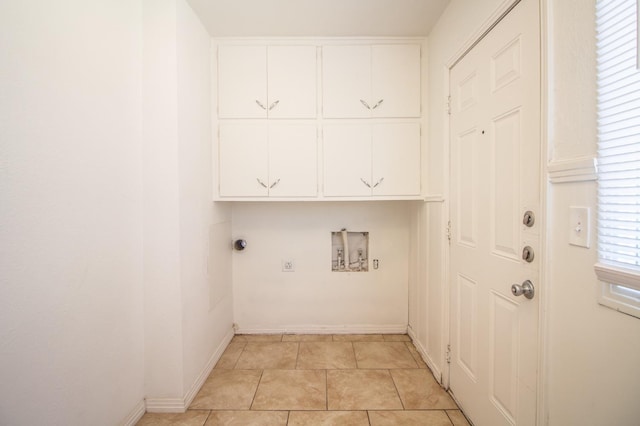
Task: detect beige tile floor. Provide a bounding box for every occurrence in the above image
[137,334,471,426]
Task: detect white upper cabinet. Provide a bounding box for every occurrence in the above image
[219,123,269,196]
[323,123,421,197]
[371,123,421,196]
[267,46,317,118]
[322,45,421,118]
[219,123,317,197]
[218,45,317,119]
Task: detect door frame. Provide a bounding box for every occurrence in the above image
[440,0,550,423]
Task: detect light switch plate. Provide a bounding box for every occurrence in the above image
[569,206,590,248]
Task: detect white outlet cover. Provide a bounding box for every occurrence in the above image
[569,206,590,248]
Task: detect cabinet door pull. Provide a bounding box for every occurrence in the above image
[372,99,384,109]
[256,178,268,188]
[268,100,280,111]
[269,178,281,189]
[373,177,385,188]
[255,100,267,110]
[359,99,371,110]
[360,178,371,188]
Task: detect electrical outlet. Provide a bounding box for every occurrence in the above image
[282,259,295,272]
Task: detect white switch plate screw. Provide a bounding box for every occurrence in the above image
[282,260,295,272]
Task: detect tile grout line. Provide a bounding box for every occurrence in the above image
[444,409,456,426]
[294,342,301,369]
[388,368,407,410]
[249,369,265,411]
[351,342,359,369]
[324,369,328,411]
[201,410,212,426]
[231,342,247,370]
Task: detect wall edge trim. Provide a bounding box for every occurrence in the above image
[408,325,443,384]
[548,155,597,183]
[120,400,146,426]
[145,326,235,413]
[144,398,186,413]
[183,327,235,408]
[424,194,445,203]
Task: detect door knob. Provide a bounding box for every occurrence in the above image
[511,280,535,299]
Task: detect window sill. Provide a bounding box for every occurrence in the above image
[594,263,640,319]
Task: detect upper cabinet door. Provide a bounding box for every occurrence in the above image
[323,124,372,196]
[322,46,372,118]
[218,123,269,197]
[269,124,318,196]
[371,45,421,118]
[218,46,268,118]
[322,44,421,118]
[268,46,317,119]
[218,45,317,119]
[371,123,421,196]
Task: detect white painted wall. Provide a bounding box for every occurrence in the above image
[420,0,640,424]
[0,0,233,421]
[176,0,234,401]
[544,1,640,424]
[0,1,145,424]
[232,202,411,333]
[143,0,185,402]
[143,0,234,410]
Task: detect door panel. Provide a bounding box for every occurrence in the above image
[456,128,479,248]
[491,109,521,260]
[489,291,519,423]
[457,274,478,380]
[449,1,540,425]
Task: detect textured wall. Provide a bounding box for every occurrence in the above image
[0,0,145,424]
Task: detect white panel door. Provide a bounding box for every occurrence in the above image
[218,46,268,118]
[322,46,372,118]
[323,124,372,196]
[372,123,421,196]
[218,123,269,197]
[371,45,421,118]
[269,124,318,197]
[449,1,540,425]
[268,46,317,119]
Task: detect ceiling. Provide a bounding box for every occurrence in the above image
[186,0,451,37]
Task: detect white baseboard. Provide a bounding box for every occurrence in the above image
[145,326,235,413]
[120,400,146,426]
[235,324,408,335]
[407,325,443,385]
[144,398,186,413]
[183,327,235,408]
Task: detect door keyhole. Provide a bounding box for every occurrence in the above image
[523,211,535,227]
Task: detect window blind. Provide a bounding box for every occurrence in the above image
[596,0,640,316]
